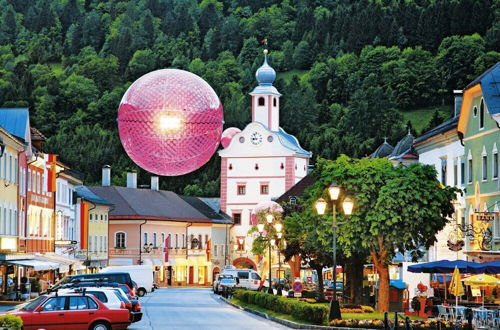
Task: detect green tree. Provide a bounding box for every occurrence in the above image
[126,49,158,80]
[307,156,458,312]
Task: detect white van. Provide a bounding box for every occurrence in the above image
[222,268,261,291]
[101,265,154,297]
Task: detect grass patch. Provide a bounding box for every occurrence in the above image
[400,105,453,135]
[230,298,425,326]
[276,69,307,83]
[230,298,317,325]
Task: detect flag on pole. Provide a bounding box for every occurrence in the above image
[46,154,57,192]
[80,202,89,249]
[206,239,211,262]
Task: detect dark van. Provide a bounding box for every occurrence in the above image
[52,273,134,291]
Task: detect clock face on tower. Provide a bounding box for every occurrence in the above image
[250,132,263,145]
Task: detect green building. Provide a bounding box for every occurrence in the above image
[457,62,500,260]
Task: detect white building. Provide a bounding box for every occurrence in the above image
[219,51,312,270]
[54,168,83,263]
[413,91,466,262]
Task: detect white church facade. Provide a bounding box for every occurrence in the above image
[219,50,311,271]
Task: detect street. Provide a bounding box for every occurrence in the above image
[130,288,288,330]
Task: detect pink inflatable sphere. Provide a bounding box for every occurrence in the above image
[221,127,241,148]
[117,69,224,176]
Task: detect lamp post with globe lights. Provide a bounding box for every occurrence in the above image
[257,214,283,294]
[315,183,354,321]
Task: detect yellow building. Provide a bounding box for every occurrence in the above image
[74,186,112,270]
[0,126,24,252]
[88,205,110,267]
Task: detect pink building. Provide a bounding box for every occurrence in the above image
[89,168,232,287]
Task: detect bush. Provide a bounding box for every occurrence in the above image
[0,314,23,329]
[233,289,328,324]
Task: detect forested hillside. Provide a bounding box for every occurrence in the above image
[0,0,499,194]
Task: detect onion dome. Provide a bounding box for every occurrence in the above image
[255,49,276,86]
[370,138,394,158]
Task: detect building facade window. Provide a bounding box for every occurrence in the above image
[461,158,465,185]
[175,234,178,248]
[233,213,241,225]
[494,152,498,179]
[115,232,126,248]
[483,154,488,181]
[468,158,473,183]
[153,233,157,248]
[258,97,265,106]
[161,233,165,247]
[182,234,185,248]
[441,158,447,185]
[237,185,246,195]
[453,160,458,186]
[260,184,269,195]
[144,232,148,245]
[213,244,218,256]
[168,234,172,248]
[480,98,485,129]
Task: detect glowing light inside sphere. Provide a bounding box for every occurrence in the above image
[117,69,224,176]
[158,114,182,131]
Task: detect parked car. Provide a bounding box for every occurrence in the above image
[213,274,234,294]
[5,290,131,330]
[59,281,142,321]
[101,265,154,297]
[221,268,261,291]
[53,273,135,294]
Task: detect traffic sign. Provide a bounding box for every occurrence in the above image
[292,281,303,293]
[293,292,302,298]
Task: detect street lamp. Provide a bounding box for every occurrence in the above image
[257,214,282,294]
[315,183,354,321]
[276,231,284,296]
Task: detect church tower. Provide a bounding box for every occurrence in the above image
[218,50,311,271]
[250,49,281,131]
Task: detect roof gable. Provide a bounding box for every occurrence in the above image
[0,108,30,142]
[88,186,210,222]
[458,62,500,136]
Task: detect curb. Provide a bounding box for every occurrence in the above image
[219,296,378,330]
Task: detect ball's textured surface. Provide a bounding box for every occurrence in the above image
[221,127,241,148]
[118,69,223,176]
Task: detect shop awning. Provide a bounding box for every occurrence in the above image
[407,259,500,274]
[8,259,60,271]
[36,254,81,273]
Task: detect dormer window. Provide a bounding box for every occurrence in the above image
[258,97,265,106]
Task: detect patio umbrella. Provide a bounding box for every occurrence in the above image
[463,274,499,307]
[448,266,464,309]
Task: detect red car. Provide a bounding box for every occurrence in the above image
[5,291,131,330]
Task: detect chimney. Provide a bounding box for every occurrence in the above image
[454,90,463,117]
[151,176,159,191]
[126,170,137,189]
[102,165,111,187]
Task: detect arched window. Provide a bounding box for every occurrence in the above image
[175,234,178,248]
[153,233,157,248]
[480,98,485,129]
[182,234,185,248]
[198,234,202,249]
[273,97,277,107]
[115,232,126,248]
[168,234,172,248]
[144,232,148,245]
[258,97,265,106]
